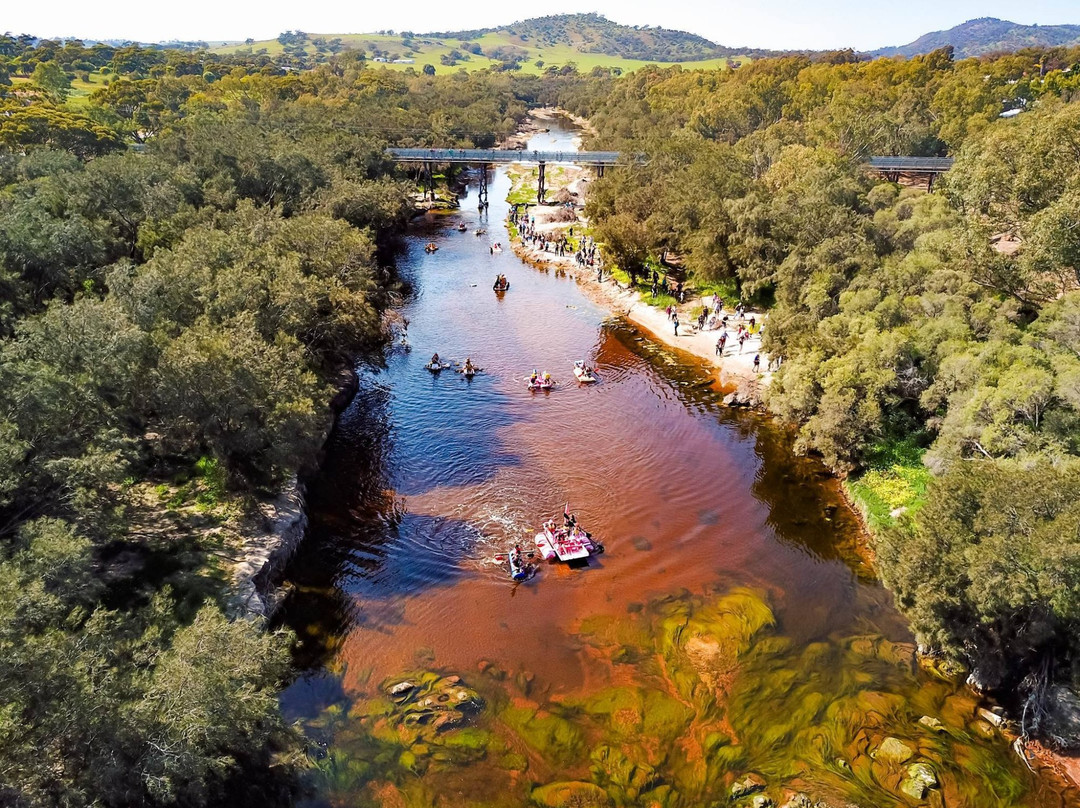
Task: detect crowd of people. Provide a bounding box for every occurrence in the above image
[509,205,601,270]
[505,207,771,376]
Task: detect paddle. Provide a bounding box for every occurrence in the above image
[493,551,536,562]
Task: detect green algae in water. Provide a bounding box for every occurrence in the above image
[304,589,1069,808]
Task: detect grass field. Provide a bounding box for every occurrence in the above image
[11,71,110,107]
[844,436,932,528]
[212,31,742,76]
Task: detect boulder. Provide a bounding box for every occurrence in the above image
[779,794,812,808]
[977,707,1005,728]
[230,478,308,619]
[872,737,914,764]
[531,781,612,807]
[751,795,774,808]
[731,773,767,799]
[899,762,938,800]
[967,665,1004,694]
[917,715,945,733]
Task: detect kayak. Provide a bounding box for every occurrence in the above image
[425,362,451,372]
[424,243,438,253]
[527,379,554,390]
[573,360,597,383]
[508,552,528,581]
[493,282,510,291]
[456,223,467,232]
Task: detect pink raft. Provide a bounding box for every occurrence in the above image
[535,521,602,562]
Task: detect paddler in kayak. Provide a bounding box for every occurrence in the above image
[430,352,440,366]
[529,370,539,387]
[463,357,478,375]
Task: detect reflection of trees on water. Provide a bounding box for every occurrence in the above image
[602,320,869,570]
[276,377,490,675]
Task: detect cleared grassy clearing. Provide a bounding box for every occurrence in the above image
[213,31,743,75]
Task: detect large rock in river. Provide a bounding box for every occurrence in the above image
[900,762,939,799]
[531,781,612,807]
[872,737,914,764]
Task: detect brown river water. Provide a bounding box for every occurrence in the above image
[276,119,1079,807]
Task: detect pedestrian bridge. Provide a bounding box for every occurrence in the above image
[387,149,955,172]
[386,148,633,166]
[867,156,954,174]
[386,148,957,203]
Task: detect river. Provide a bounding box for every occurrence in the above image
[277,117,1077,807]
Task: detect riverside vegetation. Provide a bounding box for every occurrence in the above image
[4,27,1080,806]
[0,45,539,805]
[554,46,1080,736]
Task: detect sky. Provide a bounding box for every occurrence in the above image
[5,0,1080,50]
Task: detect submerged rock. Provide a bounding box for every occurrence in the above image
[590,745,658,803]
[530,780,612,807]
[373,671,483,746]
[899,762,938,799]
[731,772,767,799]
[917,715,945,733]
[917,652,967,682]
[779,794,812,808]
[872,737,914,764]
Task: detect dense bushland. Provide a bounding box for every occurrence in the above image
[563,47,1080,724]
[0,53,537,805]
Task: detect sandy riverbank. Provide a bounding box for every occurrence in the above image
[506,170,770,400]
[501,107,597,149]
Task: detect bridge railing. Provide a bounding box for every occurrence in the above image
[386,148,633,165]
[868,156,954,173]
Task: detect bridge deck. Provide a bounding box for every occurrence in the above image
[387,148,631,165]
[390,149,952,172]
[868,156,954,173]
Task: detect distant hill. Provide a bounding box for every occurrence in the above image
[213,13,787,75]
[872,17,1080,59]
[422,13,777,62]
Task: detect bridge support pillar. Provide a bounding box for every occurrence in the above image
[423,161,435,202]
[477,164,489,209]
[537,161,546,204]
[596,164,605,179]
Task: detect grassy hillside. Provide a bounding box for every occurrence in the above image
[422,13,756,60]
[212,23,747,75]
[873,17,1080,58]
